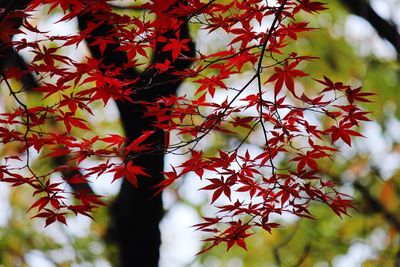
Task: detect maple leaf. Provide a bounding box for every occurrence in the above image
[326,121,364,146]
[291,150,330,172]
[101,134,126,148]
[32,209,67,227]
[223,222,252,251]
[152,167,180,196]
[61,112,91,132]
[154,59,171,72]
[125,131,154,153]
[297,0,328,13]
[125,162,150,187]
[226,50,258,71]
[200,177,235,204]
[345,86,375,104]
[162,38,191,61]
[231,116,254,129]
[314,76,347,92]
[267,60,308,96]
[2,0,372,256]
[112,162,150,187]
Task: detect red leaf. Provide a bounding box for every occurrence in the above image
[125,131,154,153]
[126,162,150,187]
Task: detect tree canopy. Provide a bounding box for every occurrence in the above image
[1,0,398,266]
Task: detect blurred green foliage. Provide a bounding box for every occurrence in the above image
[194,2,400,267]
[1,1,400,267]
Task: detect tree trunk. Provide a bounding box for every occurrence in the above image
[78,3,195,266]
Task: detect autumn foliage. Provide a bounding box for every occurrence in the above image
[0,0,372,253]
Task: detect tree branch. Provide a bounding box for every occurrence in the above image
[0,0,94,195]
[353,180,400,232]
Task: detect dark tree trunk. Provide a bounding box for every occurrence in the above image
[77,3,195,266]
[0,0,36,92]
[339,0,400,57]
[0,1,194,266]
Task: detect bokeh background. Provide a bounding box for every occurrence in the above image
[1,1,400,266]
